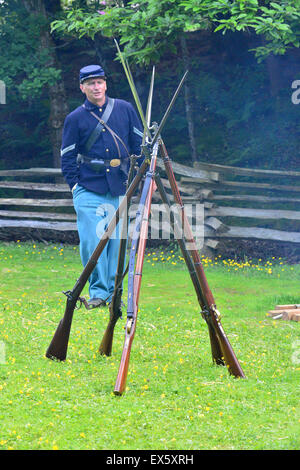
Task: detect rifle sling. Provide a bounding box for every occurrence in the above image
[82,98,130,158]
[82,97,115,153]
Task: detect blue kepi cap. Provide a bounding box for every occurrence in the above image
[79,65,106,83]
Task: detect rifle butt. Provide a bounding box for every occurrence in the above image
[99,300,122,356]
[45,317,71,361]
[213,321,246,378]
[114,333,133,395]
[206,322,226,366]
[218,337,246,378]
[114,352,131,395]
[98,321,117,356]
[45,300,75,361]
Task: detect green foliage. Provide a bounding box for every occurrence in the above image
[51,2,191,65]
[154,48,299,170]
[17,67,61,101]
[0,0,299,171]
[180,0,300,61]
[0,2,60,100]
[46,1,300,171]
[0,1,62,167]
[51,0,300,63]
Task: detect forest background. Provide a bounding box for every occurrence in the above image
[0,0,299,174]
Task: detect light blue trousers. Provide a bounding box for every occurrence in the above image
[73,185,125,302]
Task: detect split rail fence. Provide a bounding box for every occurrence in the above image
[0,160,299,254]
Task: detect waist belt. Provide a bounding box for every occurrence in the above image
[77,153,129,176]
[77,154,121,167]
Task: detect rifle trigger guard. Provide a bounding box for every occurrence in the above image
[78,296,90,310]
[62,290,89,310]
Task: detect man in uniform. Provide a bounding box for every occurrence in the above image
[61,64,143,309]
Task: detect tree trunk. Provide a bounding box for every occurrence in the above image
[266,54,282,97]
[180,35,198,163]
[22,0,69,168]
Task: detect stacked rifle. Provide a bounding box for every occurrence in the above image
[45,42,245,394]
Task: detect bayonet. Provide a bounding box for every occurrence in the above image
[114,39,151,141]
[150,70,188,146]
[144,65,155,144]
[114,40,188,147]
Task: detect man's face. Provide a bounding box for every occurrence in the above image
[80,77,107,105]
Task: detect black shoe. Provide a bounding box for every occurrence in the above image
[87,298,106,309]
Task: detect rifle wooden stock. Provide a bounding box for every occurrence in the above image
[45,299,76,362]
[98,311,120,357]
[159,141,245,378]
[114,145,158,395]
[98,244,127,356]
[98,242,127,355]
[45,159,149,362]
[114,185,154,395]
[99,158,137,356]
[154,173,225,368]
[206,307,245,377]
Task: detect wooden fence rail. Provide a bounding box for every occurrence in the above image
[0,161,299,252]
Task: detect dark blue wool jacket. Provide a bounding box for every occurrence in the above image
[61,97,143,196]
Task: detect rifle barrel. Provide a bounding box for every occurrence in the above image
[151,71,188,147]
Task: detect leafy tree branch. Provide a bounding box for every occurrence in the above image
[51,0,300,64]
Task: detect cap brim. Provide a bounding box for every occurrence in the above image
[80,74,106,83]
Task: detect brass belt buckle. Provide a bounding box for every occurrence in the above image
[110,158,121,167]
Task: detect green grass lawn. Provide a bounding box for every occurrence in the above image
[0,241,299,450]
